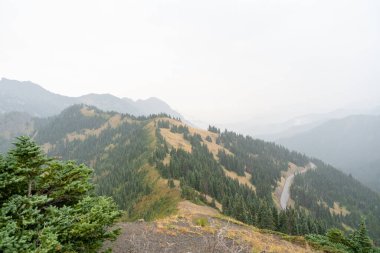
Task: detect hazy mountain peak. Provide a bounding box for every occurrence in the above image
[134,96,182,118]
[0,78,183,119]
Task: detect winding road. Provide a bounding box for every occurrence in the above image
[280,162,316,209]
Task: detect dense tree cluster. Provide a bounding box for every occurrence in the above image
[156,120,170,129]
[18,105,380,246]
[217,131,308,199]
[36,105,109,144]
[0,136,120,252]
[291,159,380,245]
[153,127,326,236]
[208,125,221,134]
[44,120,152,214]
[218,150,245,176]
[34,106,156,217]
[170,124,189,134]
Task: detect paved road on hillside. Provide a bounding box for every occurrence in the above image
[280,163,316,209]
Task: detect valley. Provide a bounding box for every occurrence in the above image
[1,103,380,251]
[2,1,380,251]
[277,115,380,193]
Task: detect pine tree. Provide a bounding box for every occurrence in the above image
[0,136,121,252]
[350,218,374,253]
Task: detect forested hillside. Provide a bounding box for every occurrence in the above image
[277,115,380,193]
[2,104,380,248]
[291,159,380,244]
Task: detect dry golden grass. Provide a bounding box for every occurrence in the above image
[223,168,256,192]
[187,124,232,158]
[154,117,231,158]
[41,142,54,153]
[104,143,116,151]
[154,201,317,253]
[177,200,220,217]
[317,201,350,216]
[65,114,125,142]
[160,128,192,153]
[80,106,96,117]
[162,154,171,165]
[330,202,350,216]
[204,195,223,211]
[108,114,122,127]
[225,228,314,253]
[342,223,354,232]
[123,120,182,221]
[124,161,181,221]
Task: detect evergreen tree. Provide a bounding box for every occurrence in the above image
[0,136,121,253]
[350,218,374,253]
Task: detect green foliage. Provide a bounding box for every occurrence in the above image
[43,112,153,213]
[327,228,347,245]
[153,130,325,236]
[36,105,109,144]
[218,149,245,176]
[180,183,205,205]
[8,106,380,247]
[0,136,121,253]
[306,219,379,253]
[291,160,380,244]
[218,131,308,199]
[167,178,175,188]
[156,120,170,129]
[138,196,178,221]
[194,217,209,227]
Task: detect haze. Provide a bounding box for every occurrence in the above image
[1,0,380,124]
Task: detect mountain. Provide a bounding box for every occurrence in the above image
[77,93,140,115]
[2,104,380,247]
[224,107,380,141]
[0,111,35,152]
[277,114,380,193]
[133,97,182,119]
[0,78,183,118]
[0,78,73,117]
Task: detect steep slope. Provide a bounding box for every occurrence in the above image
[277,115,380,192]
[2,105,380,246]
[0,78,183,118]
[103,201,318,253]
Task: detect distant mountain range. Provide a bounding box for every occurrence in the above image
[224,107,380,141]
[277,114,380,193]
[0,78,182,118]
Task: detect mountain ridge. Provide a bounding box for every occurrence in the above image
[0,78,183,119]
[1,104,379,247]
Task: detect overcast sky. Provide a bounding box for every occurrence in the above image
[1,0,380,124]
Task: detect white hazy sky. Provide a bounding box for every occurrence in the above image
[1,0,380,123]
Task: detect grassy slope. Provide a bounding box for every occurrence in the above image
[124,120,181,221]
